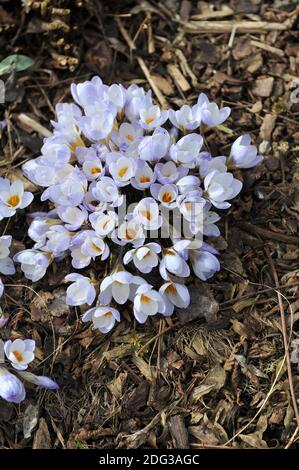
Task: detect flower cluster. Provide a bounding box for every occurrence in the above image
[0,338,58,403]
[13,76,263,334]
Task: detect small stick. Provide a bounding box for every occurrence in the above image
[235,222,299,244]
[251,40,285,58]
[16,113,51,138]
[265,247,299,429]
[184,20,290,34]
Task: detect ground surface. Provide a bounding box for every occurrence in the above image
[0,0,299,449]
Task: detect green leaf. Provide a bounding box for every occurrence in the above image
[0,54,34,76]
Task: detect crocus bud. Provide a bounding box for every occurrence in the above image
[0,366,26,403]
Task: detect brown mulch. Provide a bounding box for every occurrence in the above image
[0,0,299,449]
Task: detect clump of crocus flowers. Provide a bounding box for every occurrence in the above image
[0,77,263,403]
[18,76,263,333]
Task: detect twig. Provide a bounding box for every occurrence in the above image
[265,247,299,429]
[137,325,174,355]
[184,20,291,34]
[16,113,51,138]
[236,221,299,244]
[115,16,168,109]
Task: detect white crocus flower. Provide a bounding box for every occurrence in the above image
[89,211,118,237]
[0,179,33,218]
[131,160,155,190]
[92,176,123,207]
[197,93,231,128]
[13,249,50,282]
[123,242,161,273]
[199,155,227,178]
[4,339,35,371]
[57,206,87,230]
[159,247,190,281]
[150,183,178,209]
[170,133,203,168]
[65,273,96,306]
[0,235,15,275]
[204,170,242,209]
[159,282,190,315]
[99,270,142,305]
[82,306,120,334]
[139,105,168,130]
[82,158,104,180]
[115,218,145,247]
[133,197,162,230]
[133,284,165,323]
[109,155,136,186]
[81,234,109,260]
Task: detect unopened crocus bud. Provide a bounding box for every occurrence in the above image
[0,366,26,403]
[18,371,59,390]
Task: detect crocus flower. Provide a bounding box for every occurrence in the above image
[133,197,162,230]
[110,122,143,154]
[150,183,178,209]
[43,225,72,256]
[154,161,188,184]
[189,243,220,281]
[99,270,142,305]
[199,155,227,178]
[204,170,242,209]
[65,273,96,306]
[159,248,190,281]
[18,371,59,390]
[80,108,115,142]
[89,211,118,237]
[169,104,201,130]
[138,127,170,162]
[92,176,123,207]
[14,249,50,282]
[159,282,190,315]
[176,175,200,194]
[0,235,15,275]
[170,134,203,168]
[0,179,33,218]
[57,206,87,230]
[4,339,35,371]
[133,284,165,323]
[108,155,136,186]
[125,84,152,122]
[114,218,145,247]
[0,309,8,328]
[0,366,26,403]
[139,105,168,130]
[131,160,155,190]
[82,158,104,180]
[230,134,263,169]
[82,306,120,334]
[123,242,161,273]
[197,93,231,128]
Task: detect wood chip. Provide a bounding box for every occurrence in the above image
[253,76,274,97]
[151,74,174,96]
[169,415,189,449]
[260,113,277,141]
[166,64,190,93]
[33,418,52,449]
